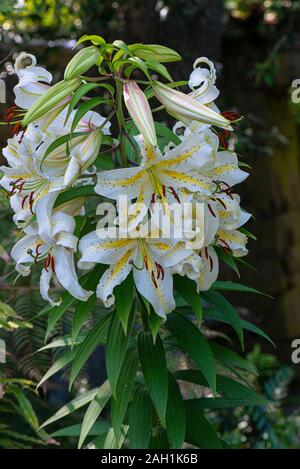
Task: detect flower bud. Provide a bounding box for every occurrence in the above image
[22,78,81,127]
[152,81,231,129]
[64,128,102,186]
[123,81,157,146]
[64,46,100,80]
[129,44,181,62]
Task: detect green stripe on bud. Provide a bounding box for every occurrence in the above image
[64,46,101,80]
[152,81,231,129]
[129,44,181,63]
[124,80,157,147]
[22,78,81,127]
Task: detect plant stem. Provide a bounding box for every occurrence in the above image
[115,79,127,168]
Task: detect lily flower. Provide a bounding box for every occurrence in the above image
[173,246,219,291]
[188,57,219,105]
[95,133,215,219]
[11,212,92,306]
[79,231,191,318]
[13,52,53,110]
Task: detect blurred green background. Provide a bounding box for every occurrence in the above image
[0,0,300,448]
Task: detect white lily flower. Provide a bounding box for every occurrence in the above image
[11,212,92,306]
[95,133,214,217]
[173,246,219,291]
[79,231,191,319]
[13,212,90,302]
[13,52,52,110]
[188,57,219,105]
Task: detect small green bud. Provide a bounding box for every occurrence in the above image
[129,44,181,63]
[64,46,100,80]
[22,78,81,127]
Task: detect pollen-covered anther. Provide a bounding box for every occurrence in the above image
[169,186,180,203]
[218,238,232,253]
[151,270,158,288]
[207,203,217,217]
[29,191,35,214]
[155,262,165,280]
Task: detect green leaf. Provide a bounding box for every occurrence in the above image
[185,401,222,448]
[37,349,77,388]
[111,347,139,441]
[39,387,99,430]
[106,312,131,397]
[212,280,269,297]
[145,60,173,82]
[165,312,216,394]
[114,272,135,333]
[138,332,168,425]
[128,386,152,449]
[203,309,274,346]
[12,388,40,431]
[215,247,240,277]
[69,312,111,389]
[51,421,110,438]
[149,426,170,449]
[201,290,244,348]
[91,426,128,449]
[166,373,185,449]
[175,370,267,404]
[210,342,257,375]
[54,185,96,209]
[71,97,111,133]
[173,275,202,322]
[78,380,111,448]
[72,264,107,342]
[185,397,265,409]
[42,131,87,160]
[94,153,115,170]
[76,35,106,46]
[64,82,101,124]
[38,333,86,351]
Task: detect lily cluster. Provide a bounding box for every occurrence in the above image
[1,41,250,318]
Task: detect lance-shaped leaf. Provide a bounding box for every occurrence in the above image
[128,386,153,449]
[78,380,111,449]
[111,347,139,441]
[185,401,223,448]
[138,331,168,425]
[166,312,216,394]
[166,373,185,449]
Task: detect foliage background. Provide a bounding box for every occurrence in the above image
[0,0,300,448]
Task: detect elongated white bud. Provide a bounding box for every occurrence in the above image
[22,78,81,126]
[152,81,231,129]
[64,46,100,80]
[64,128,102,186]
[123,81,157,147]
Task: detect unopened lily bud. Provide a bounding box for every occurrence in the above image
[64,128,102,186]
[123,81,157,146]
[152,81,231,129]
[129,44,181,63]
[64,46,100,80]
[22,78,81,126]
[64,157,82,187]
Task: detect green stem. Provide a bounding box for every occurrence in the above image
[115,79,127,168]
